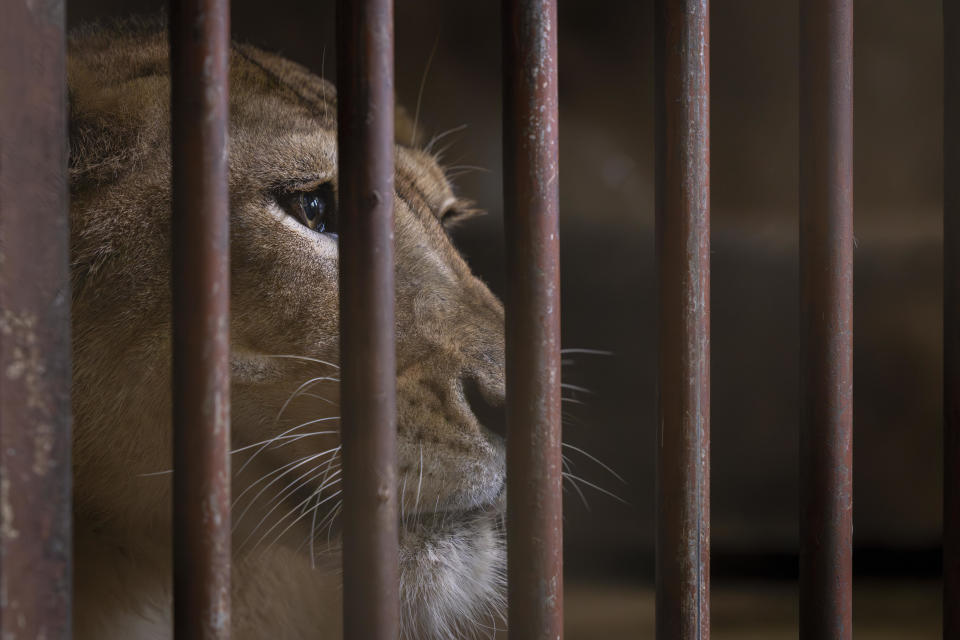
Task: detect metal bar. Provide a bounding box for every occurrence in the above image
[798,1,853,638]
[944,2,960,637]
[0,1,72,637]
[502,0,563,637]
[169,0,232,637]
[335,0,400,637]
[653,2,711,639]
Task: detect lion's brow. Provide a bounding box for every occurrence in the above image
[231,42,335,123]
[394,170,451,222]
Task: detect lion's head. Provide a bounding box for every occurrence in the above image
[68,21,505,639]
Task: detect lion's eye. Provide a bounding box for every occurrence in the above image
[281,183,337,235]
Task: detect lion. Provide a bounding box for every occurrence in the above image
[68,20,506,639]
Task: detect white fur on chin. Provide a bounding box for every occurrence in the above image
[399,510,506,639]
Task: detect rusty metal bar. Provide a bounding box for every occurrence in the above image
[653,2,711,639]
[502,0,563,637]
[336,0,400,637]
[945,2,960,637]
[798,1,853,638]
[169,0,232,637]
[0,1,73,637]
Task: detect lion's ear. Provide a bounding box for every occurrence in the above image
[67,31,169,189]
[395,104,424,148]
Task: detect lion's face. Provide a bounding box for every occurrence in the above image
[69,28,505,638]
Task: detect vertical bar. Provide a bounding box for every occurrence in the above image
[502,0,563,638]
[798,1,853,638]
[944,2,960,637]
[0,1,72,637]
[169,0,232,637]
[336,0,400,637]
[654,2,710,639]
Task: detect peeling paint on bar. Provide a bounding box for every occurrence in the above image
[336,0,401,637]
[503,0,564,638]
[0,0,73,637]
[653,2,711,640]
[169,0,232,637]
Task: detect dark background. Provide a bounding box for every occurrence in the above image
[69,0,945,633]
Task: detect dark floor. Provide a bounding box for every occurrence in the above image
[558,580,940,639]
[491,579,940,639]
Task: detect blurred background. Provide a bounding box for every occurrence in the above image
[70,0,945,636]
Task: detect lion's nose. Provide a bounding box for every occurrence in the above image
[462,376,506,441]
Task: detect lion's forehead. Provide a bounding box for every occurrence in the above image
[69,28,456,221]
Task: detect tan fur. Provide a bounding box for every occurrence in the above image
[69,21,506,639]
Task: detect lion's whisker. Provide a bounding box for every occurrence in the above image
[137,469,172,477]
[561,470,628,505]
[229,430,337,455]
[562,442,626,484]
[233,451,326,506]
[425,123,468,155]
[309,491,321,569]
[263,463,341,512]
[414,444,424,514]
[261,354,340,369]
[274,375,340,425]
[561,382,594,395]
[444,165,491,179]
[243,473,342,553]
[236,415,340,475]
[137,436,336,477]
[256,482,343,554]
[234,460,331,536]
[296,489,340,561]
[232,448,339,527]
[317,445,341,489]
[561,411,590,429]
[400,470,409,523]
[323,501,342,546]
[561,455,590,510]
[300,391,338,406]
[236,462,323,540]
[410,35,439,147]
[444,164,490,174]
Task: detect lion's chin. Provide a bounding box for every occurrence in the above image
[398,508,506,639]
